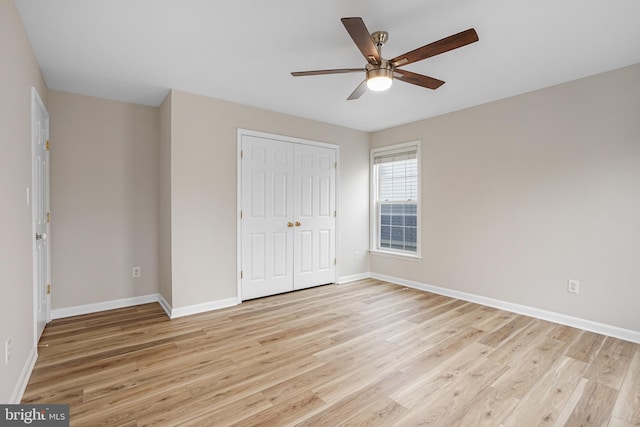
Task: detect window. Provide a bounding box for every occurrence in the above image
[371,142,420,256]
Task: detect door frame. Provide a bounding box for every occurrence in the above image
[236,129,340,303]
[31,87,51,344]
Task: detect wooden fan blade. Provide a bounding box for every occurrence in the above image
[341,17,380,65]
[394,69,445,90]
[390,28,478,67]
[291,68,364,77]
[347,80,368,100]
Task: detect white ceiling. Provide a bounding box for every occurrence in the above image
[15,0,640,132]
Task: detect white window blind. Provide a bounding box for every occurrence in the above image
[374,149,418,202]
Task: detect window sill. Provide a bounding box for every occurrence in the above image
[369,249,422,261]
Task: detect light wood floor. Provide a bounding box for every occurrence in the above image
[23,279,640,426]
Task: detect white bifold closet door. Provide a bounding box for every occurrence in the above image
[241,134,336,300]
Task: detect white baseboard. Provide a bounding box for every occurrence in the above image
[158,294,172,318]
[50,273,639,342]
[370,273,640,344]
[50,292,239,320]
[337,272,371,284]
[10,345,38,404]
[169,297,238,319]
[51,294,160,319]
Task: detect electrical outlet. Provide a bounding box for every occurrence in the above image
[132,267,141,278]
[567,280,579,294]
[5,338,11,364]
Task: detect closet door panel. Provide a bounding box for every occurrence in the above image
[293,144,336,290]
[241,135,294,300]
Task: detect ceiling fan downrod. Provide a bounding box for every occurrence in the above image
[367,31,393,91]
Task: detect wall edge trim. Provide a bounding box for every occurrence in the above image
[51,294,161,319]
[158,294,173,318]
[337,272,371,284]
[370,273,640,344]
[170,298,238,319]
[9,345,38,404]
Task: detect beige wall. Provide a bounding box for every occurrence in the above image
[48,91,159,308]
[5,0,636,400]
[169,90,370,308]
[371,63,640,332]
[158,93,172,305]
[0,0,48,402]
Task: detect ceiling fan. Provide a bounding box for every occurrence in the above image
[291,17,479,100]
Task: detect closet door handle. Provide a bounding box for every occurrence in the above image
[295,221,301,227]
[287,222,294,228]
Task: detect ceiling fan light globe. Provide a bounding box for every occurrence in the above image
[367,76,393,91]
[366,65,393,91]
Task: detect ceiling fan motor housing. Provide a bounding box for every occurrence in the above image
[366,59,392,76]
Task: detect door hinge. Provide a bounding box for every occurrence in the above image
[334,210,337,217]
[334,258,337,265]
[334,162,337,169]
[240,271,243,279]
[240,210,243,219]
[47,284,51,295]
[46,212,50,223]
[45,140,50,151]
[240,150,243,159]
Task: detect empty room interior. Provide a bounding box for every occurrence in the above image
[2,0,640,425]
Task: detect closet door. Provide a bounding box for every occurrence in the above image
[241,135,294,300]
[293,144,336,289]
[240,132,337,300]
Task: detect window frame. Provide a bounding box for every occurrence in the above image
[370,141,421,258]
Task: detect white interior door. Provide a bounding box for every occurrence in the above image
[241,135,294,300]
[293,144,336,289]
[32,88,50,340]
[240,131,337,300]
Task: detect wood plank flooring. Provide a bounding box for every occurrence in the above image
[23,279,640,426]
